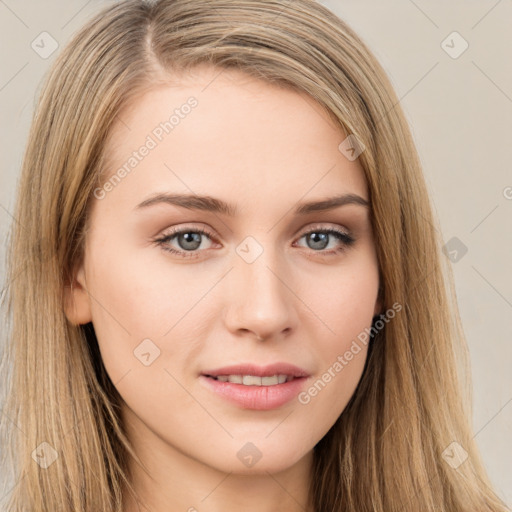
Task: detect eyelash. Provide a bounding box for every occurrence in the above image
[153,225,355,260]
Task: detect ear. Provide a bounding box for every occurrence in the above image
[63,263,92,325]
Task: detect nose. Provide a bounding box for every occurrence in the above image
[222,244,298,341]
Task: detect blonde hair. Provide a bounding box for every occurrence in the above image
[1,0,508,510]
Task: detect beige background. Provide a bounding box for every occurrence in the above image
[1,0,511,505]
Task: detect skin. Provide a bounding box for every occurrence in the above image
[64,64,381,512]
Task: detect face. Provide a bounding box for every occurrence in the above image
[65,65,381,476]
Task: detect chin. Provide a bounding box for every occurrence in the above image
[201,439,312,475]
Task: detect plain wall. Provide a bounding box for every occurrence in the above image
[1,0,510,505]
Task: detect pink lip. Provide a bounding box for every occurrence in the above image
[199,375,308,410]
[199,362,310,410]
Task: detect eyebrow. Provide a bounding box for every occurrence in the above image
[135,192,370,216]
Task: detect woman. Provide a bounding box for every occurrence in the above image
[1,0,508,511]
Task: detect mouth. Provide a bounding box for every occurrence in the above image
[199,363,310,410]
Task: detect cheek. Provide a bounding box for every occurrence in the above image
[84,239,217,383]
[295,318,372,439]
[85,241,195,333]
[301,250,379,338]
[295,254,378,412]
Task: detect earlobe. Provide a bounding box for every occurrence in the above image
[63,265,92,325]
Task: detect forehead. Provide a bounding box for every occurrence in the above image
[97,66,368,214]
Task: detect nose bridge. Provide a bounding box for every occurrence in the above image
[225,233,296,338]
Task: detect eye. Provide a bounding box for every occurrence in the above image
[294,226,355,256]
[153,225,217,259]
[153,224,355,259]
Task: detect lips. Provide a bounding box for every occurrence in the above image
[199,362,311,410]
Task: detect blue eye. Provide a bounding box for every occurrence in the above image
[153,225,355,259]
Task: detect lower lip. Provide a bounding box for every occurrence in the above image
[199,375,308,410]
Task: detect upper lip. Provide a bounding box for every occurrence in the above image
[201,363,310,378]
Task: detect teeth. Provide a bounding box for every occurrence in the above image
[214,374,291,385]
[243,375,262,386]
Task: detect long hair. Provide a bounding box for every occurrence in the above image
[1,1,508,510]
